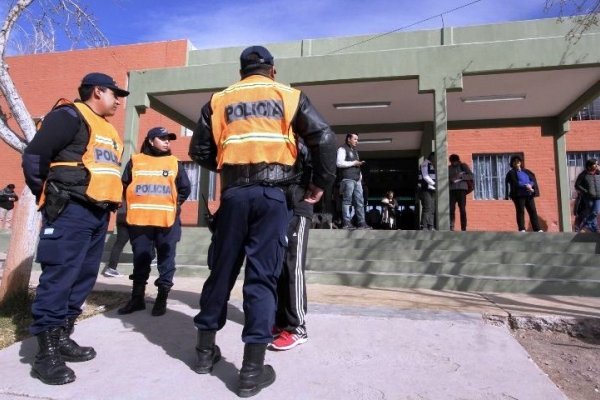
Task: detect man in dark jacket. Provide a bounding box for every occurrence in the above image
[448,154,473,231]
[574,158,600,232]
[0,183,18,229]
[189,45,336,397]
[505,155,542,232]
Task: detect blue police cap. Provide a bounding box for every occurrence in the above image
[146,127,177,141]
[81,72,130,97]
[240,46,274,71]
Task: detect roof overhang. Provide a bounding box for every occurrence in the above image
[126,17,600,155]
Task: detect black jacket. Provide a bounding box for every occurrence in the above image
[505,168,540,199]
[188,81,336,192]
[575,170,600,200]
[22,105,84,202]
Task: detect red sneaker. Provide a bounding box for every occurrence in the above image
[270,330,308,351]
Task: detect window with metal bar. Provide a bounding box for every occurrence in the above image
[472,153,523,200]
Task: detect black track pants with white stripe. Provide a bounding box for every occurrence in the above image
[275,214,309,334]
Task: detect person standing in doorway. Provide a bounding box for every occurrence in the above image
[448,154,473,231]
[22,72,129,385]
[336,133,370,230]
[0,183,19,229]
[574,158,600,232]
[189,45,336,397]
[418,152,436,230]
[118,127,191,317]
[505,155,542,232]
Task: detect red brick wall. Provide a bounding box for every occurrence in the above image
[448,120,600,232]
[2,42,599,231]
[0,40,204,226]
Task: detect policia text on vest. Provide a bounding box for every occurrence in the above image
[226,100,283,123]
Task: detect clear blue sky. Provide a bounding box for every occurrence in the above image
[6,0,589,51]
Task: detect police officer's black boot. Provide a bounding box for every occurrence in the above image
[118,282,146,314]
[32,327,76,385]
[151,285,170,316]
[238,343,276,398]
[193,330,221,374]
[58,317,96,362]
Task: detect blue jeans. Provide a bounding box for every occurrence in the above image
[340,179,365,226]
[583,198,600,232]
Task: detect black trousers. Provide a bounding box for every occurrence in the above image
[193,185,289,344]
[419,189,436,230]
[512,196,541,231]
[128,221,181,288]
[106,222,130,269]
[449,190,467,231]
[276,215,309,335]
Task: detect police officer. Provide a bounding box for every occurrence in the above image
[118,127,191,316]
[189,45,336,397]
[22,72,129,385]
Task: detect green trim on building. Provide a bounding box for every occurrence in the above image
[124,17,600,231]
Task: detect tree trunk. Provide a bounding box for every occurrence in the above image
[0,187,41,302]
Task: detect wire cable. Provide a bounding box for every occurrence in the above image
[327,0,485,55]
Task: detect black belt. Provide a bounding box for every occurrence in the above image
[220,164,299,191]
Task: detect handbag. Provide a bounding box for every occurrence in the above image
[466,179,474,194]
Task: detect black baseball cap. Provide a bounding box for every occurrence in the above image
[240,46,274,71]
[146,127,177,141]
[81,72,130,97]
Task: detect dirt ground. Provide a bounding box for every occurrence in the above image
[513,329,600,400]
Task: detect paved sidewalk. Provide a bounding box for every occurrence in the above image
[2,272,600,399]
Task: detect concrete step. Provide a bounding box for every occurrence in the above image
[305,270,600,296]
[301,248,600,267]
[303,238,598,253]
[306,259,600,280]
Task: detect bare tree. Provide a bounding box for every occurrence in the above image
[0,0,108,302]
[546,0,600,41]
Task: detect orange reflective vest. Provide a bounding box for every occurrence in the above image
[126,153,179,228]
[210,75,301,169]
[39,101,124,206]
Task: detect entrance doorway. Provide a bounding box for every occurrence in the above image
[361,157,419,230]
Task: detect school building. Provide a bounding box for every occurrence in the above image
[2,16,600,232]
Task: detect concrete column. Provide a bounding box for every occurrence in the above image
[553,120,571,232]
[121,71,150,169]
[122,104,145,170]
[433,88,449,231]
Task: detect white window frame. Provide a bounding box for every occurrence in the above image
[472,153,523,200]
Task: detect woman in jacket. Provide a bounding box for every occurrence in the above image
[574,159,600,232]
[118,127,191,316]
[505,155,542,232]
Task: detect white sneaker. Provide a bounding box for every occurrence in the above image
[102,267,122,277]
